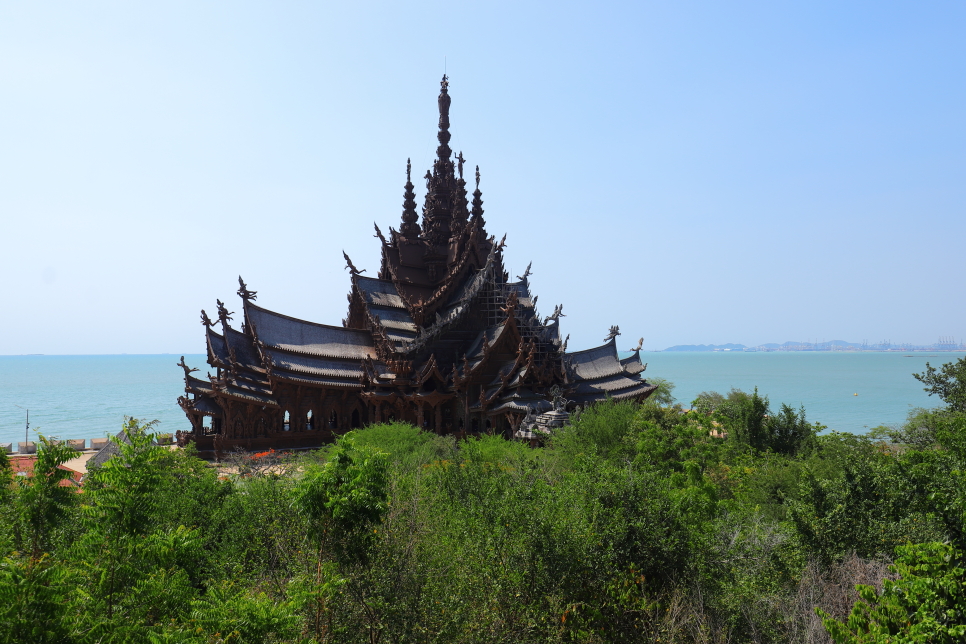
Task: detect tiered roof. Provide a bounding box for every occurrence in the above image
[178,76,656,445]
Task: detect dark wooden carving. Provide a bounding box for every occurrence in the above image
[177,77,656,456]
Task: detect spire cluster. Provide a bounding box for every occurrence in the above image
[397,75,484,249]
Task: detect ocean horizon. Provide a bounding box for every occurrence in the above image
[0,351,956,447]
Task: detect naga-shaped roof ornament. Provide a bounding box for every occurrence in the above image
[517,262,532,281]
[200,309,214,327]
[216,299,234,327]
[373,222,388,246]
[604,325,621,342]
[543,304,565,325]
[237,276,257,301]
[630,337,644,352]
[342,251,366,276]
[177,356,199,380]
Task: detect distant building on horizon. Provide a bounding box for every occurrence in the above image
[176,76,655,454]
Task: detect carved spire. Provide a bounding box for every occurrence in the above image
[471,165,485,229]
[452,151,469,235]
[422,76,457,246]
[436,74,452,168]
[400,158,420,239]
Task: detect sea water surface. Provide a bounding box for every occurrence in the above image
[0,352,958,446]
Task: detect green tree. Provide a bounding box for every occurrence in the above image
[15,435,78,557]
[819,542,966,643]
[0,436,78,644]
[914,356,966,412]
[644,377,677,408]
[294,436,388,642]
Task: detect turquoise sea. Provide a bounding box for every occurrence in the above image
[0,352,959,446]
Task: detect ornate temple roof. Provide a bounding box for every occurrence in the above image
[179,76,656,448]
[246,301,376,360]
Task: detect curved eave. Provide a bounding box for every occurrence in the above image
[245,300,377,361]
[264,346,366,380]
[269,371,364,390]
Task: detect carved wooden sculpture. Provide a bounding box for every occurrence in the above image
[177,77,656,455]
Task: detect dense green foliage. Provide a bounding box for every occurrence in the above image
[914,355,966,412]
[1,365,964,643]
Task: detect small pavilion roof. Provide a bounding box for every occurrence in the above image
[566,338,625,380]
[620,352,646,376]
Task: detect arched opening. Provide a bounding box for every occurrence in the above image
[485,419,492,432]
[351,409,361,429]
[306,410,314,430]
[257,417,266,437]
[283,411,290,432]
[329,410,338,429]
[471,418,479,432]
[212,417,223,434]
[202,416,212,432]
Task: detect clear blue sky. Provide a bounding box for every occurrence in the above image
[1,1,963,354]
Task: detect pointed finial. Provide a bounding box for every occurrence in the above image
[237,276,257,301]
[471,165,485,228]
[436,75,452,164]
[456,151,465,179]
[400,159,421,239]
[517,262,532,281]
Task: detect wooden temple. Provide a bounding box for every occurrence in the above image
[177,76,656,454]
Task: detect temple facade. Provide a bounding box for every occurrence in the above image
[177,76,656,454]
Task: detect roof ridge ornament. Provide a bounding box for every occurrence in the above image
[200,309,214,327]
[373,222,388,246]
[517,262,532,282]
[342,251,366,276]
[237,276,257,301]
[543,304,565,325]
[216,299,234,328]
[604,325,621,342]
[630,337,644,352]
[177,356,199,380]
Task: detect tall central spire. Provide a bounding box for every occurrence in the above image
[436,74,452,170]
[423,74,457,246]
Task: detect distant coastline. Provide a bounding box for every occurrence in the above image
[663,339,965,352]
